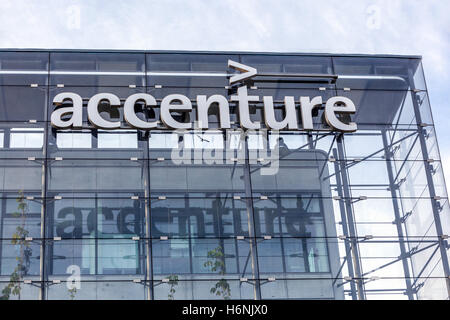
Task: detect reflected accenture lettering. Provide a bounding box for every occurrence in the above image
[54,205,316,238]
[50,86,357,132]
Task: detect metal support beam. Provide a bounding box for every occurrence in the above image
[323,131,417,181]
[145,139,153,300]
[332,149,357,299]
[381,130,415,299]
[392,134,420,184]
[363,242,437,278]
[39,56,50,300]
[410,244,440,290]
[409,72,450,297]
[244,136,262,300]
[336,136,366,299]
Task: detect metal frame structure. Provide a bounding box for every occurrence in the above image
[0,49,448,300]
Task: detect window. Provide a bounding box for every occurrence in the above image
[184,132,224,149]
[9,128,44,148]
[98,130,138,149]
[149,132,179,149]
[56,131,92,148]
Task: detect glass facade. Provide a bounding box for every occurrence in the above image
[0,50,448,300]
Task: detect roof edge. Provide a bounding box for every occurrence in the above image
[0,48,422,59]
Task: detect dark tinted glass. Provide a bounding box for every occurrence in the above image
[0,51,48,85]
[240,55,333,74]
[0,86,46,122]
[333,57,422,90]
[47,197,146,239]
[151,195,248,238]
[338,89,410,125]
[50,52,145,86]
[147,53,238,87]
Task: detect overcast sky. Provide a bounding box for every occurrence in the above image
[0,0,449,184]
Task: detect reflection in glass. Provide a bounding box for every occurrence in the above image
[9,128,44,149]
[97,130,138,149]
[56,131,92,149]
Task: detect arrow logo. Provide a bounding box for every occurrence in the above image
[228,60,257,85]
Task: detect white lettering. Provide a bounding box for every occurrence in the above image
[50,88,357,132]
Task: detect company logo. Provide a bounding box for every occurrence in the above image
[50,60,357,132]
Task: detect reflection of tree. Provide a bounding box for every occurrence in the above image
[1,191,32,300]
[203,245,231,299]
[68,287,77,300]
[167,274,178,300]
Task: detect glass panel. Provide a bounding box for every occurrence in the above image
[148,86,227,101]
[46,281,147,300]
[153,279,254,300]
[151,194,248,238]
[152,238,252,278]
[412,62,426,92]
[338,89,410,126]
[257,238,330,274]
[48,197,145,239]
[0,282,40,300]
[47,239,146,275]
[0,51,48,85]
[253,194,326,238]
[260,278,338,299]
[241,55,333,90]
[147,53,238,87]
[48,126,146,159]
[347,160,389,185]
[416,261,448,300]
[333,56,422,90]
[352,198,395,222]
[149,162,245,192]
[47,159,146,194]
[0,240,41,276]
[240,55,332,74]
[97,130,138,149]
[0,86,46,122]
[56,131,92,149]
[343,132,384,159]
[9,128,44,149]
[423,127,441,161]
[250,161,322,192]
[0,160,43,191]
[50,52,145,86]
[1,196,42,239]
[149,131,180,149]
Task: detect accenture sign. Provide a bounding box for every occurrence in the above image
[50,60,357,132]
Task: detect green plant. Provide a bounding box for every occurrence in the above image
[1,191,32,300]
[68,286,77,300]
[167,274,179,300]
[203,245,231,299]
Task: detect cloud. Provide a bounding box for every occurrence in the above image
[0,0,450,190]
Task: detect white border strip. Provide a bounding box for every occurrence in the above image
[0,70,230,76]
[0,70,408,82]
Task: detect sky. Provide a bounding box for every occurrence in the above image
[0,0,449,185]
